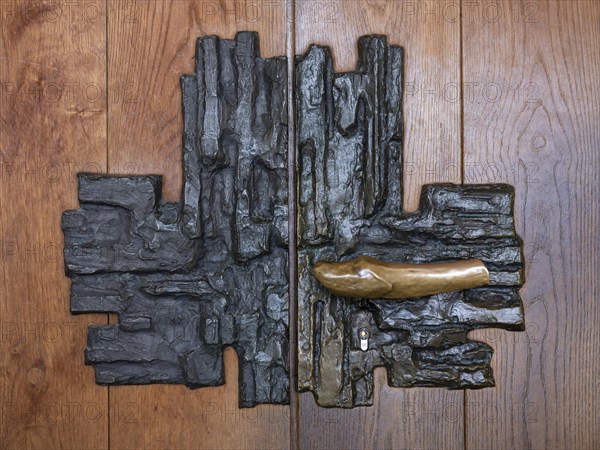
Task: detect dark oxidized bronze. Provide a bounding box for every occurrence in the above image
[296,35,524,408]
[62,32,525,409]
[63,32,289,408]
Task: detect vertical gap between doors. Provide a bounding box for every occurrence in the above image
[105,1,111,448]
[286,1,300,449]
[460,0,467,449]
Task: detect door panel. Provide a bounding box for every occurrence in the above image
[106,2,291,449]
[0,1,108,448]
[294,1,464,448]
[463,1,600,448]
[1,1,598,449]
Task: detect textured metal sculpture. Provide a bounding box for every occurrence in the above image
[62,32,289,407]
[62,32,524,409]
[296,36,524,407]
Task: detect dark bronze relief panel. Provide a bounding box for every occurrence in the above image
[62,33,525,409]
[296,36,524,408]
[62,32,289,407]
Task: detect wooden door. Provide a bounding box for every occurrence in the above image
[1,1,598,449]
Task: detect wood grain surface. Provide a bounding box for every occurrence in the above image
[294,1,464,449]
[463,1,600,449]
[0,1,108,448]
[0,0,598,449]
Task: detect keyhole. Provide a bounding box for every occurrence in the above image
[358,327,370,351]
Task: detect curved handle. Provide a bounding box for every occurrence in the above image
[312,256,489,299]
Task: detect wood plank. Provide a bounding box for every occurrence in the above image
[106,2,291,448]
[295,1,464,448]
[0,1,108,448]
[463,1,600,448]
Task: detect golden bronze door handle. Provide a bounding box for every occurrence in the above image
[313,256,490,299]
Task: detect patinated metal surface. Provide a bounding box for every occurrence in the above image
[296,36,525,407]
[62,32,289,407]
[313,256,490,299]
[62,33,524,409]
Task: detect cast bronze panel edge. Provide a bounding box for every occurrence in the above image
[295,35,525,408]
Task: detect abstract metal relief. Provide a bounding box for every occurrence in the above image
[62,32,289,407]
[295,37,524,407]
[62,32,525,409]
